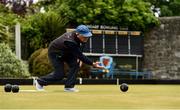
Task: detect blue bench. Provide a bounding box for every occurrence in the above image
[113,69,152,79]
[90,68,152,79]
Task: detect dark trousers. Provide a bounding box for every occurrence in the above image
[37,52,79,88]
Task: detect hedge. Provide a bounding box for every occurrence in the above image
[0,43,30,78]
[28,48,91,78]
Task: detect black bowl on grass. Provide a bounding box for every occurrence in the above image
[4,84,12,92]
[12,85,19,93]
[120,83,128,92]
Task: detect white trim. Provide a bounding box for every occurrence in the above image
[115,32,118,54]
[128,32,131,54]
[89,37,92,53]
[102,31,105,53]
[84,53,142,57]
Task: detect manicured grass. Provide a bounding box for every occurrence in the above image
[0,85,180,109]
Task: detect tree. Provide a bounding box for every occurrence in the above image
[0,4,21,49]
[169,1,180,16]
[48,0,159,31]
[21,11,68,58]
[143,0,180,16]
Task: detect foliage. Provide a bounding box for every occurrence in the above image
[0,0,35,16]
[28,48,53,76]
[0,4,21,29]
[47,0,159,31]
[160,5,173,16]
[0,4,21,49]
[169,2,180,16]
[28,48,44,74]
[144,0,180,16]
[28,48,90,77]
[0,43,30,78]
[117,0,159,30]
[21,11,68,58]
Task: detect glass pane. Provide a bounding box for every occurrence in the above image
[105,35,116,54]
[92,35,103,53]
[130,36,143,55]
[118,36,128,54]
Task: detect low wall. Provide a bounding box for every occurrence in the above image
[144,17,180,79]
[1,78,180,85]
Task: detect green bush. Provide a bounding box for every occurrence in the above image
[21,11,68,59]
[29,48,90,78]
[0,43,30,78]
[28,48,44,74]
[28,48,53,76]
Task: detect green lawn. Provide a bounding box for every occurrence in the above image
[0,85,180,109]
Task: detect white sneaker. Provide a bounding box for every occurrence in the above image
[34,79,44,91]
[64,88,79,92]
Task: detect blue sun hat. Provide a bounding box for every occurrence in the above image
[75,25,92,37]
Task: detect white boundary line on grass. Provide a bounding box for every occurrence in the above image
[0,108,179,110]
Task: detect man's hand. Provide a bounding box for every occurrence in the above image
[92,62,105,69]
[77,59,82,67]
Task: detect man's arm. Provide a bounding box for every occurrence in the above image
[64,41,93,65]
[64,41,105,69]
